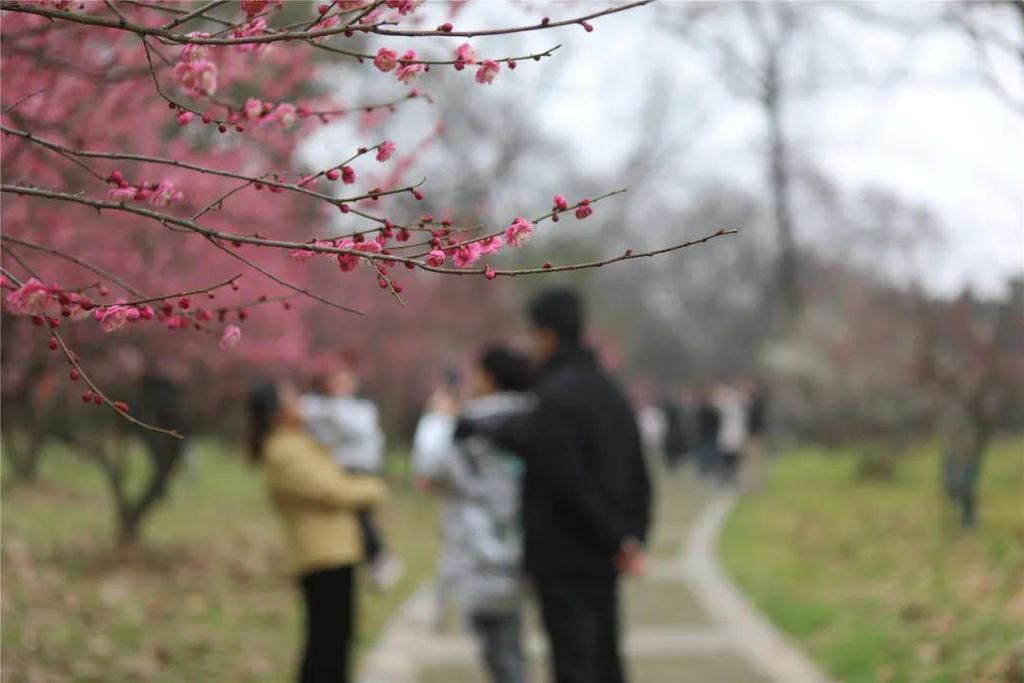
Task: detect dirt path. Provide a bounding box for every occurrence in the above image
[360,472,828,683]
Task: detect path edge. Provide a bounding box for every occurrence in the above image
[682,493,832,683]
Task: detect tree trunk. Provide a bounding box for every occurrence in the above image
[2,421,46,484]
[116,505,142,547]
[764,54,800,331]
[113,436,184,547]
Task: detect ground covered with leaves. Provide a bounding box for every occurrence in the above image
[1,440,438,682]
[721,438,1024,683]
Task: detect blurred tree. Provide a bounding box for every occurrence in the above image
[917,280,1024,526]
[3,1,723,543]
[667,1,805,328]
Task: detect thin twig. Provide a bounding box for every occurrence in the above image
[160,0,229,31]
[3,125,422,221]
[0,1,650,45]
[97,274,242,308]
[1,235,146,296]
[204,236,364,316]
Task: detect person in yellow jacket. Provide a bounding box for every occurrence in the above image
[247,381,387,683]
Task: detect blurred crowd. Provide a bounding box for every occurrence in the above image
[638,380,770,488]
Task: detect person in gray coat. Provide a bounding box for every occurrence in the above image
[412,346,535,683]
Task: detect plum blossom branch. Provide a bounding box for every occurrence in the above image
[140,38,431,129]
[1,183,735,280]
[370,260,405,305]
[97,274,242,309]
[101,0,561,69]
[2,125,418,217]
[0,1,650,45]
[392,189,629,255]
[51,329,184,439]
[369,2,654,38]
[0,269,181,438]
[202,235,364,316]
[425,229,740,277]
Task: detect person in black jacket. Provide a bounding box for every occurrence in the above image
[462,288,652,683]
[695,386,722,479]
[658,398,688,471]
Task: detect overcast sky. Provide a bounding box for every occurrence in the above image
[545,2,1023,295]
[311,1,1023,296]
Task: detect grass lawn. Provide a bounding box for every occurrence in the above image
[720,438,1024,683]
[1,438,439,682]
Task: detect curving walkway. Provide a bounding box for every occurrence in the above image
[360,472,829,683]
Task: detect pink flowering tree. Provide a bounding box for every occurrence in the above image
[0,0,730,541]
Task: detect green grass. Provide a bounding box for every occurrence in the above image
[720,438,1024,683]
[1,439,439,682]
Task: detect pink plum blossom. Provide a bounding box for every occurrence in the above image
[456,43,477,64]
[149,180,183,207]
[267,102,297,127]
[336,239,359,272]
[504,216,534,247]
[453,242,481,268]
[180,33,210,63]
[311,15,341,39]
[477,236,502,255]
[374,47,398,72]
[173,59,218,96]
[94,305,131,332]
[355,240,382,254]
[553,194,569,211]
[395,50,425,83]
[387,0,421,15]
[243,97,264,120]
[376,141,396,162]
[575,198,593,220]
[6,278,58,316]
[454,43,477,70]
[426,249,446,267]
[475,60,500,84]
[241,0,281,17]
[233,18,268,54]
[108,186,137,201]
[218,324,242,350]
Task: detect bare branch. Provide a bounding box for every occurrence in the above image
[0,0,592,53]
[1,235,147,296]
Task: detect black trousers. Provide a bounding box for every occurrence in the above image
[471,611,526,683]
[299,565,355,683]
[535,575,625,683]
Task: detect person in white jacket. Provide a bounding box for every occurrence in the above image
[411,347,535,683]
[301,363,402,591]
[714,381,749,487]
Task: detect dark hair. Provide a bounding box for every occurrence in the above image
[527,287,584,346]
[479,346,533,393]
[246,381,280,462]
